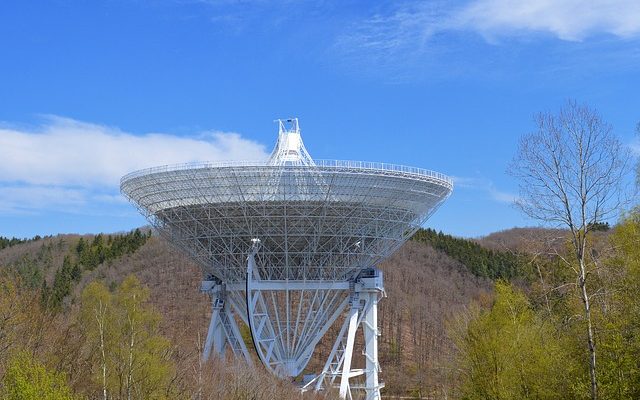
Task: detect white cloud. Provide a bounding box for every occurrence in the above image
[335,0,640,70]
[334,2,445,67]
[453,0,640,41]
[489,188,518,204]
[0,116,268,187]
[452,175,518,204]
[451,176,483,189]
[0,116,270,214]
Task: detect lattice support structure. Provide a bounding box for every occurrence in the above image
[120,119,452,400]
[201,280,253,365]
[302,268,385,400]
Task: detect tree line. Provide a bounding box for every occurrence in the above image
[0,235,44,251]
[412,228,523,280]
[452,101,639,399]
[452,216,640,399]
[41,229,151,311]
[0,274,170,400]
[0,233,333,400]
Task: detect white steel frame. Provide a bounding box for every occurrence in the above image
[121,119,453,399]
[301,267,385,399]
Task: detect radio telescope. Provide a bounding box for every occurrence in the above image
[120,119,452,400]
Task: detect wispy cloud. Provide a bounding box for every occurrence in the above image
[334,0,640,79]
[489,188,519,204]
[341,0,640,49]
[452,176,518,204]
[453,0,640,41]
[0,116,269,214]
[333,2,448,76]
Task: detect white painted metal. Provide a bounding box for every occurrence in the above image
[200,283,253,365]
[363,290,382,400]
[246,239,351,376]
[268,118,315,166]
[202,303,224,360]
[339,304,359,398]
[121,119,452,399]
[302,268,384,399]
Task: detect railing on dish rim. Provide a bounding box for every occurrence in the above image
[120,159,454,187]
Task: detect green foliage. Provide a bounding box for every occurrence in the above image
[594,215,640,399]
[43,230,150,311]
[45,256,79,311]
[588,221,610,231]
[445,215,640,399]
[0,235,41,251]
[0,277,23,367]
[76,229,149,271]
[1,351,74,400]
[2,241,54,290]
[80,275,174,399]
[9,256,43,289]
[453,282,576,400]
[412,228,523,279]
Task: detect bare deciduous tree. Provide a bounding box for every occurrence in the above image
[509,100,630,400]
[636,122,640,186]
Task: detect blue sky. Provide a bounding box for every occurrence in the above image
[1,0,639,238]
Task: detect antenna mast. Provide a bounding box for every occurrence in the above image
[268,118,315,166]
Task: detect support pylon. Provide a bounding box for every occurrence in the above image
[303,267,385,400]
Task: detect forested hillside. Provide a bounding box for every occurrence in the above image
[0,235,43,251]
[412,228,523,280]
[0,227,497,399]
[0,231,321,400]
[2,219,640,399]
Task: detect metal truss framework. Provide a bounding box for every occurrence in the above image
[120,119,453,399]
[302,267,385,400]
[201,259,386,399]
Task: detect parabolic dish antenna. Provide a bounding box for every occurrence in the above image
[121,119,453,400]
